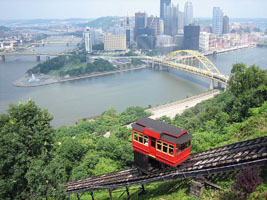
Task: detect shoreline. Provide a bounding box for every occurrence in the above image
[12,44,256,88]
[12,66,147,87]
[204,44,256,56]
[146,89,220,119]
[125,89,220,129]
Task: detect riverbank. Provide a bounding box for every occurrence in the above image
[12,66,147,87]
[204,44,256,56]
[147,89,220,119]
[125,90,220,129]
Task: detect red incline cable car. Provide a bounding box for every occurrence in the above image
[132,118,193,173]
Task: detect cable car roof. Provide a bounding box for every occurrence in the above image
[132,118,192,144]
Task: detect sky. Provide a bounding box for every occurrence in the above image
[0,0,267,20]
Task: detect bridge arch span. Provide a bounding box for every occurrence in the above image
[165,50,220,74]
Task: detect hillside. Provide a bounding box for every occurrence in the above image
[0,26,10,31]
[0,63,266,199]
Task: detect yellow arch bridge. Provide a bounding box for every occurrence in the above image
[146,50,229,90]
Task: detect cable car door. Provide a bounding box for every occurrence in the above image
[149,137,156,157]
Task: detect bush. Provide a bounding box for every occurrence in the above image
[232,167,262,199]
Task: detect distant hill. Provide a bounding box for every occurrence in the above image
[0,18,92,26]
[0,26,10,31]
[77,16,123,30]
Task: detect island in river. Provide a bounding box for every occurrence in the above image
[13,51,146,87]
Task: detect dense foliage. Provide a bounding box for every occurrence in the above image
[27,56,67,74]
[53,106,150,181]
[27,51,88,75]
[0,100,66,199]
[62,59,117,76]
[27,50,118,77]
[172,63,267,137]
[131,58,144,66]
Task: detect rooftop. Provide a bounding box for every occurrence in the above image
[135,117,187,138]
[132,118,192,144]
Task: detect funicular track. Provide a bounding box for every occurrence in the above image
[66,136,267,194]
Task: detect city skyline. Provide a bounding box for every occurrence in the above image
[1,0,267,20]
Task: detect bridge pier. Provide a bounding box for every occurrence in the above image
[36,55,41,62]
[46,56,50,61]
[159,62,163,70]
[90,191,94,200]
[210,79,214,90]
[0,55,6,62]
[190,179,204,198]
[108,189,113,200]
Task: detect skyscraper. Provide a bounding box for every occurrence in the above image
[124,14,133,45]
[147,16,164,35]
[184,25,200,50]
[134,12,147,40]
[164,3,179,36]
[160,0,171,19]
[184,1,193,26]
[104,34,126,51]
[178,11,184,30]
[137,35,155,50]
[212,7,224,36]
[223,16,230,34]
[84,27,92,53]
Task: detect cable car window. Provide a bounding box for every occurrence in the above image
[157,141,162,151]
[151,138,155,147]
[144,136,148,146]
[138,134,143,143]
[169,145,174,155]
[163,143,168,153]
[133,132,138,141]
[181,141,190,151]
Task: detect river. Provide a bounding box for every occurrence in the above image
[1,45,266,127]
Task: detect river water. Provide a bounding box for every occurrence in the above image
[1,45,267,127]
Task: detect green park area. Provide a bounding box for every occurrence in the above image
[26,51,144,78]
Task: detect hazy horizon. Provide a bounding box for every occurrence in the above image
[1,0,267,20]
[1,16,267,21]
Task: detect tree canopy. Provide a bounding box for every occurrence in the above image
[0,100,66,199]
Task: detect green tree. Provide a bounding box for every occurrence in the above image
[0,100,58,199]
[25,156,67,200]
[228,63,267,122]
[118,106,151,125]
[92,157,119,175]
[158,116,172,124]
[114,127,131,141]
[70,151,100,180]
[56,138,87,177]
